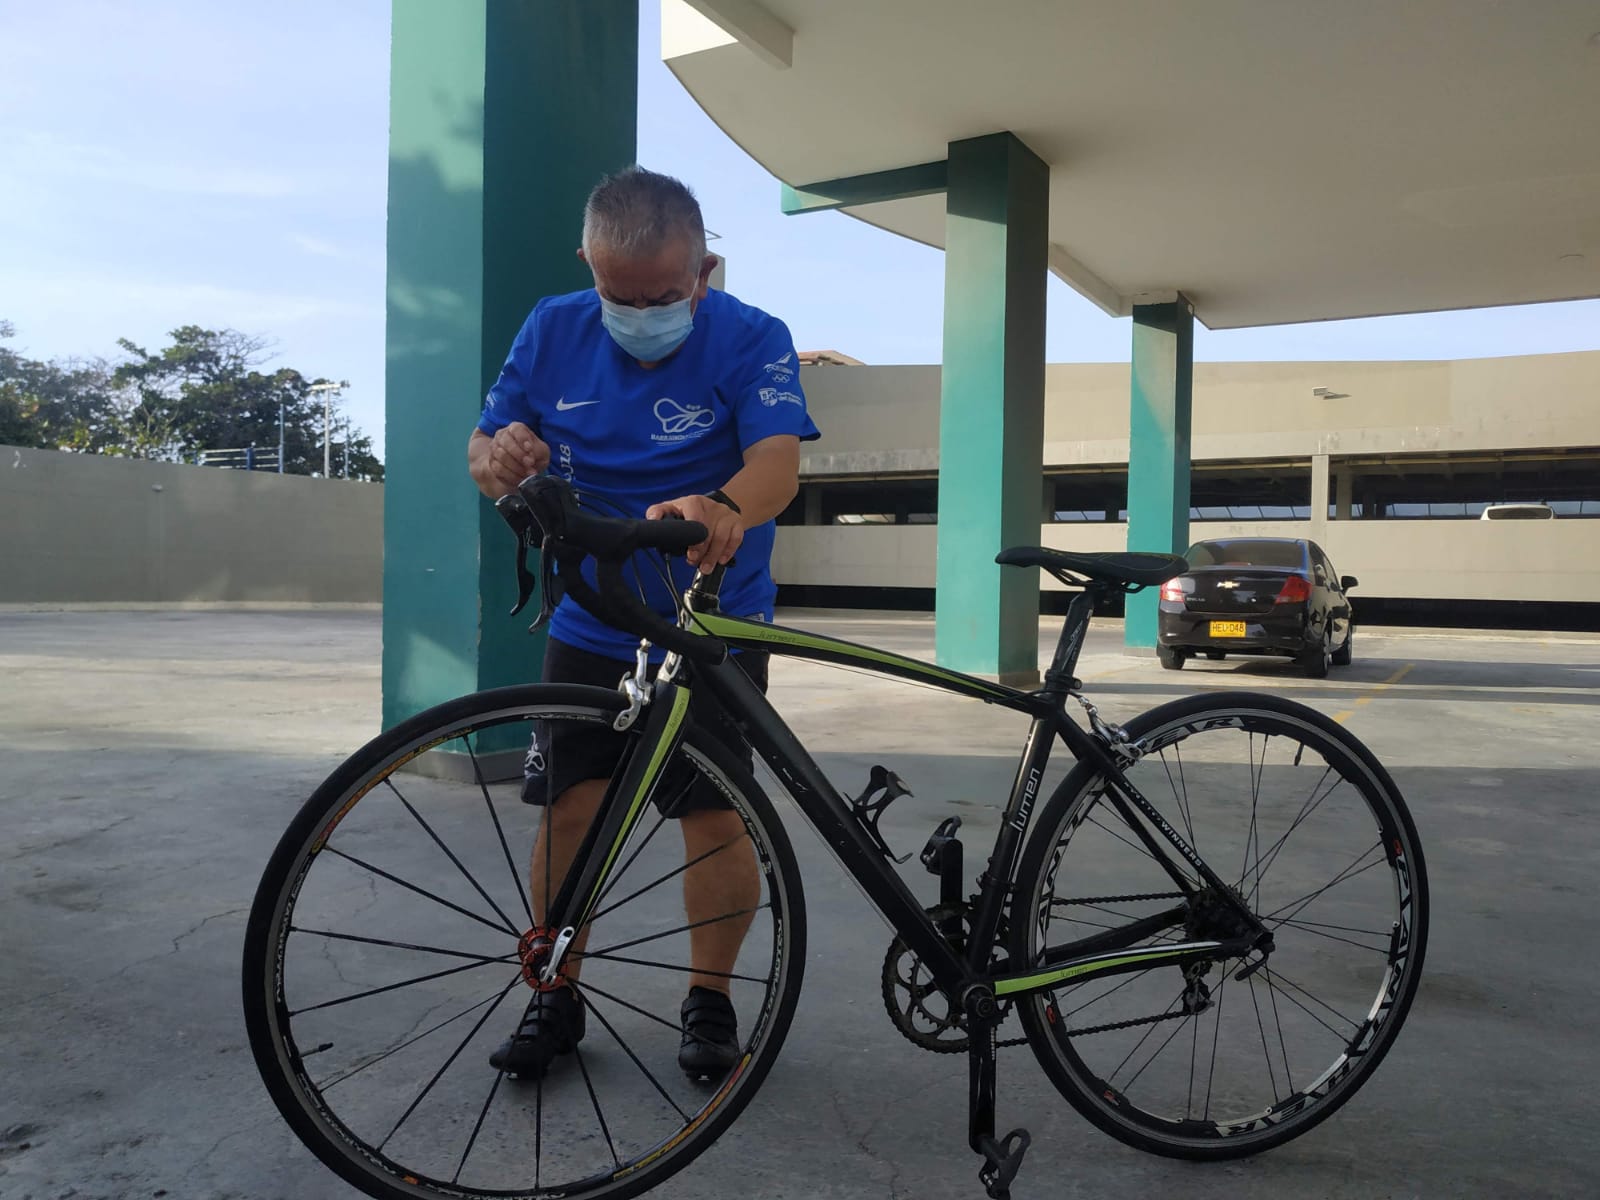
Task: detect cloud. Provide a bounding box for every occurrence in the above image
[285,232,349,260]
[11,130,301,199]
[18,270,381,332]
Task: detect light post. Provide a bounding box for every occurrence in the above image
[307,382,343,477]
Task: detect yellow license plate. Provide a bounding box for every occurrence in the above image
[1209,621,1247,638]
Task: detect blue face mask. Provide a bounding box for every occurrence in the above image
[600,294,696,362]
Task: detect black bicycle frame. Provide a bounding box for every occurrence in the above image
[542,593,1264,1004]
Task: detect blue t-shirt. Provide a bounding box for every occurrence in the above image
[478,287,820,660]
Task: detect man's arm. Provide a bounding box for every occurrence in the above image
[645,434,800,573]
[468,423,551,500]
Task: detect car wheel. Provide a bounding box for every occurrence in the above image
[1157,645,1185,671]
[1204,650,1226,661]
[1299,629,1331,678]
[1331,626,1354,667]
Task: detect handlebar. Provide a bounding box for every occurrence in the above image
[494,475,729,665]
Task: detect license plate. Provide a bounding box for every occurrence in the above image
[1209,621,1247,638]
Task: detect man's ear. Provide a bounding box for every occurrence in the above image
[697,254,718,297]
[576,247,588,264]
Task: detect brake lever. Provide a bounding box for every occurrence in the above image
[493,494,541,618]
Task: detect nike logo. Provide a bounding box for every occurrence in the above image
[555,396,600,411]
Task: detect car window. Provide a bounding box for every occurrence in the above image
[1185,539,1306,569]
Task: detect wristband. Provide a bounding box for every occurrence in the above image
[706,488,742,514]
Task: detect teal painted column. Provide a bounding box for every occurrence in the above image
[934,133,1049,683]
[1124,298,1195,651]
[383,0,637,738]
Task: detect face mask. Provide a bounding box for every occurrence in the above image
[600,294,696,361]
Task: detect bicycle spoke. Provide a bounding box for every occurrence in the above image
[1248,975,1281,1103]
[1118,992,1191,1091]
[575,988,690,1121]
[579,978,731,1051]
[387,779,520,934]
[1250,766,1342,887]
[590,832,744,924]
[1084,810,1161,865]
[291,954,520,1016]
[1242,733,1267,905]
[592,808,671,912]
[1187,1003,1199,1119]
[323,846,518,938]
[1108,987,1185,1084]
[1267,965,1293,1091]
[466,738,535,928]
[1203,968,1230,1119]
[293,926,513,964]
[581,904,770,960]
[571,952,771,986]
[571,1043,622,1169]
[453,1065,507,1184]
[1262,844,1386,926]
[1271,917,1390,955]
[1258,965,1362,1036]
[376,972,522,1152]
[317,991,500,1090]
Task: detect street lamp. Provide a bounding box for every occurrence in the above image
[307,382,343,477]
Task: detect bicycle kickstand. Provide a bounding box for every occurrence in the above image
[965,987,1031,1200]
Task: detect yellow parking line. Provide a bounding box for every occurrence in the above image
[1332,662,1415,724]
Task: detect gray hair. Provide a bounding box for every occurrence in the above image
[581,166,706,271]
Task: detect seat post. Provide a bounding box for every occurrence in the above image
[1041,587,1098,696]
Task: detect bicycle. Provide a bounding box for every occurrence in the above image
[242,475,1429,1200]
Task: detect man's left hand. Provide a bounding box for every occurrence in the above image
[646,494,745,574]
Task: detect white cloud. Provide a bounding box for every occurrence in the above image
[11,131,301,199]
[285,232,348,260]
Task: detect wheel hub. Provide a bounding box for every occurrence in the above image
[516,925,567,991]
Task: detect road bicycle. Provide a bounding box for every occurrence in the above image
[242,475,1428,1200]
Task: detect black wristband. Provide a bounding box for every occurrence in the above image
[706,488,742,514]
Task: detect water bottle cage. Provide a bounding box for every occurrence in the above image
[849,765,913,864]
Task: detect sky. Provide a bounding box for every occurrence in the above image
[3,0,1597,459]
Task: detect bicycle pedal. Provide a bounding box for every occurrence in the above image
[976,1128,1030,1200]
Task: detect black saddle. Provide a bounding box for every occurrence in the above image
[995,546,1188,589]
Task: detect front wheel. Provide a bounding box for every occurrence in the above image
[242,684,806,1200]
[1010,691,1427,1159]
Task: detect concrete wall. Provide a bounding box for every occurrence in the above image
[1,446,383,604]
[772,518,1600,603]
[799,350,1600,474]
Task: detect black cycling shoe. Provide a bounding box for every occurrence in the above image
[678,986,739,1081]
[489,984,586,1079]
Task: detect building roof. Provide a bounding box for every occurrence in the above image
[664,0,1600,329]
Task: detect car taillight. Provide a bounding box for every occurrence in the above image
[1274,574,1313,604]
[1160,578,1189,603]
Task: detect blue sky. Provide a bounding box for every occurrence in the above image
[4,0,1596,458]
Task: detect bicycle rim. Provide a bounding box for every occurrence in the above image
[1013,692,1427,1158]
[243,686,805,1200]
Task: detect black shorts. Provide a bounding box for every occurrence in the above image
[521,637,769,815]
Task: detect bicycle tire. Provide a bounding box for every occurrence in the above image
[242,683,806,1200]
[1010,690,1427,1159]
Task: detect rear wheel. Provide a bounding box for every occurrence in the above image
[1157,645,1186,671]
[1299,629,1331,678]
[1010,691,1427,1159]
[1331,627,1354,667]
[243,684,806,1200]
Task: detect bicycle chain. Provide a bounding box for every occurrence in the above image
[1050,891,1186,906]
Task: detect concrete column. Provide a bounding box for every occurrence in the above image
[382,0,637,737]
[1335,468,1354,520]
[934,133,1049,684]
[1123,299,1194,651]
[1310,453,1330,542]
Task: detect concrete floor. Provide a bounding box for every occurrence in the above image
[2,607,1598,1200]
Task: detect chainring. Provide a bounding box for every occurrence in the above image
[881,903,1014,1054]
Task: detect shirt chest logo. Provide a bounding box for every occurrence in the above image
[652,397,716,442]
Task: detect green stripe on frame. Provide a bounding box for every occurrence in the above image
[581,685,692,919]
[695,613,1013,699]
[992,945,1198,996]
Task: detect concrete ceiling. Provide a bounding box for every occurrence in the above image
[663,0,1600,329]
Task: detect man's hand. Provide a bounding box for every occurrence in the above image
[646,494,745,574]
[468,423,550,499]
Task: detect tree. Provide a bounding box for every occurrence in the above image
[2,322,383,480]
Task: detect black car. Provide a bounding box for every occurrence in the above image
[1157,537,1356,677]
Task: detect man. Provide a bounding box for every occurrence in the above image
[467,167,818,1082]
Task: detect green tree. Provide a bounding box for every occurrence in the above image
[3,322,382,480]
